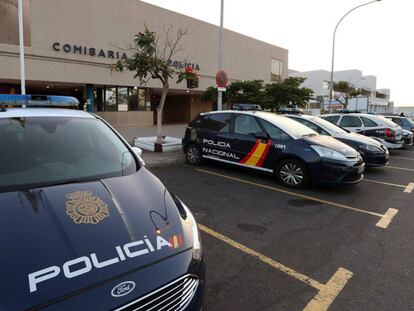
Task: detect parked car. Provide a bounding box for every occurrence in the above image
[402,129,414,146]
[0,95,205,311]
[321,113,404,149]
[385,116,414,134]
[286,114,389,167]
[183,111,365,188]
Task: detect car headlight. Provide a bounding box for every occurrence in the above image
[310,145,349,161]
[359,144,383,152]
[172,195,202,260]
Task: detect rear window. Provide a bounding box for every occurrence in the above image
[323,115,340,124]
[339,116,362,127]
[378,116,399,128]
[203,113,232,132]
[361,117,378,127]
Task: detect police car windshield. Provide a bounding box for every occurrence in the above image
[310,117,348,134]
[258,113,317,138]
[0,117,138,192]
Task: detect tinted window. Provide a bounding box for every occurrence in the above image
[290,117,329,135]
[391,118,402,125]
[189,115,208,128]
[324,115,340,124]
[361,117,378,127]
[0,117,137,192]
[234,114,262,135]
[339,116,363,127]
[259,119,291,141]
[204,113,232,132]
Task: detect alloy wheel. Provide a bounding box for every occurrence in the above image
[279,163,304,186]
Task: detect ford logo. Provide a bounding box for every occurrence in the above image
[111,281,136,297]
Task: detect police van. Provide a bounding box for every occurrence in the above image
[0,95,205,311]
[182,111,365,188]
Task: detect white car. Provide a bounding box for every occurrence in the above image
[321,113,404,149]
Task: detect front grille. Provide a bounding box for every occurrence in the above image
[114,275,199,311]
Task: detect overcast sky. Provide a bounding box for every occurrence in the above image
[143,0,412,106]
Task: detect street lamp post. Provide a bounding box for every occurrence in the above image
[217,0,224,111]
[329,0,381,113]
[18,0,26,104]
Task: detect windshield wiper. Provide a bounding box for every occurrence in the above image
[302,133,317,138]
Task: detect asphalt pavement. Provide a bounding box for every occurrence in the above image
[149,147,414,311]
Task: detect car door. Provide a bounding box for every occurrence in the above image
[231,114,270,169]
[338,115,364,133]
[199,113,235,161]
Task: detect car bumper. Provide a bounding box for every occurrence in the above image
[362,153,389,167]
[403,137,414,146]
[383,140,404,149]
[311,159,365,185]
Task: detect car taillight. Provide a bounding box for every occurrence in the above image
[385,128,394,138]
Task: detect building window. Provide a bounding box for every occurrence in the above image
[117,87,128,111]
[104,87,117,111]
[128,88,147,111]
[271,59,283,81]
[323,81,330,89]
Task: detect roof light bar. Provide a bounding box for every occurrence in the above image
[0,94,79,107]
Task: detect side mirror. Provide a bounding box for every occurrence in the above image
[131,147,145,166]
[253,131,269,140]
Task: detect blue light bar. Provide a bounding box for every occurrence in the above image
[0,94,79,107]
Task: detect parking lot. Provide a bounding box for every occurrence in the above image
[150,147,414,311]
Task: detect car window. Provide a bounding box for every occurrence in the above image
[234,114,262,135]
[0,117,137,192]
[259,119,291,141]
[204,113,232,132]
[391,118,401,125]
[339,116,363,127]
[361,117,378,127]
[290,118,329,135]
[189,114,209,128]
[323,115,340,124]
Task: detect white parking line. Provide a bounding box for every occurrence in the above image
[404,183,414,194]
[391,156,414,161]
[385,166,414,172]
[363,179,414,193]
[197,168,399,229]
[199,224,353,311]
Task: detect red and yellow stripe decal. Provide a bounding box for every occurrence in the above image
[240,139,272,167]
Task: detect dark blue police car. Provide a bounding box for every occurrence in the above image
[286,114,389,167]
[183,111,365,188]
[0,95,204,310]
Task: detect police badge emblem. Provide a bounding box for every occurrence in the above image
[65,191,109,224]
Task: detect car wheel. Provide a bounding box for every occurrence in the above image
[185,144,203,165]
[276,159,309,188]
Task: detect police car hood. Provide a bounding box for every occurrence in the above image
[335,132,384,148]
[0,168,191,310]
[303,135,360,157]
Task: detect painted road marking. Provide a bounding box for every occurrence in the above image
[197,168,398,229]
[364,179,414,193]
[404,182,414,193]
[303,268,353,311]
[391,156,414,161]
[385,166,414,172]
[199,224,353,311]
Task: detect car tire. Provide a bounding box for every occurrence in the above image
[276,159,309,188]
[185,144,203,165]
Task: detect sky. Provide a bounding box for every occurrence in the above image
[142,0,413,106]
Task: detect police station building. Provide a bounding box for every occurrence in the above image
[0,0,288,126]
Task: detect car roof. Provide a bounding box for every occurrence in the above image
[0,108,95,119]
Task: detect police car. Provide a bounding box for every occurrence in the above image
[0,95,204,311]
[321,113,404,149]
[182,111,365,188]
[286,114,389,167]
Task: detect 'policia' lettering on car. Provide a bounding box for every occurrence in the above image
[202,139,240,160]
[28,235,176,293]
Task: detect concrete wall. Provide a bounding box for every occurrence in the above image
[0,0,288,90]
[95,111,153,127]
[190,96,213,120]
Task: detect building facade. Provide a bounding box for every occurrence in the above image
[0,0,288,126]
[289,69,393,114]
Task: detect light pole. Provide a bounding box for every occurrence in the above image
[217,0,224,111]
[18,0,26,101]
[329,0,381,113]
